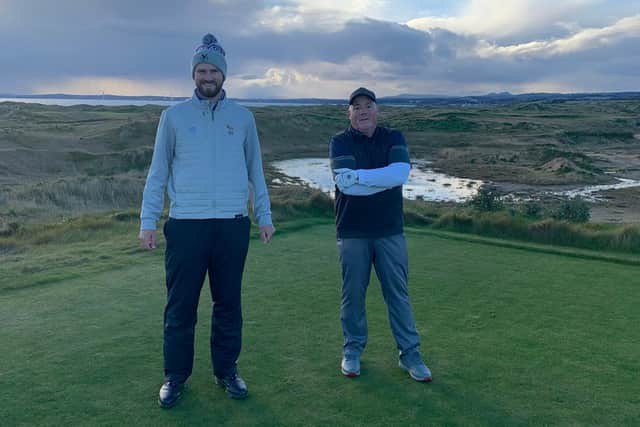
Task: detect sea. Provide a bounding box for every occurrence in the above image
[0,97,327,108]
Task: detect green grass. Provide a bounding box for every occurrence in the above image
[1,221,639,426]
[430,209,640,254]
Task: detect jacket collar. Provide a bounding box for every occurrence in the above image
[348,125,378,140]
[191,89,227,110]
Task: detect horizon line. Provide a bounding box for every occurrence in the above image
[2,90,640,101]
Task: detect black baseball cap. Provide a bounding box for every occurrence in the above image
[349,87,376,105]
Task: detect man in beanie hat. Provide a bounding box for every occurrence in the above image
[329,87,433,383]
[140,33,275,406]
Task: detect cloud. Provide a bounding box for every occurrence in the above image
[228,18,433,66]
[230,67,323,98]
[472,15,640,58]
[281,0,389,20]
[228,55,410,98]
[237,67,320,88]
[0,0,639,97]
[407,0,606,40]
[242,0,396,33]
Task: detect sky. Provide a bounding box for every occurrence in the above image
[0,0,638,98]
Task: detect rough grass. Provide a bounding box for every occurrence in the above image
[3,100,639,186]
[0,221,638,426]
[431,209,640,254]
[2,195,639,257]
[1,100,639,253]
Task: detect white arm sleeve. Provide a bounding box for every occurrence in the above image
[356,162,410,188]
[340,183,388,196]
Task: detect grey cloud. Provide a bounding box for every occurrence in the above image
[227,19,435,67]
[0,0,638,95]
[2,12,444,88]
[406,36,640,91]
[228,24,479,82]
[0,0,268,87]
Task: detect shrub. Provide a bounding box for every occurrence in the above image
[0,221,21,237]
[470,185,503,212]
[551,198,591,223]
[433,211,474,232]
[522,201,543,218]
[269,186,333,222]
[611,226,640,252]
[404,211,434,226]
[429,207,639,254]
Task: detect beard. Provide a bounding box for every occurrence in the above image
[196,80,223,99]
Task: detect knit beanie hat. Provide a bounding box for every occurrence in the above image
[192,33,227,78]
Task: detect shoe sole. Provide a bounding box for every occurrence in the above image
[399,362,433,382]
[227,392,248,399]
[215,378,249,399]
[341,367,360,377]
[158,393,181,409]
[227,390,248,399]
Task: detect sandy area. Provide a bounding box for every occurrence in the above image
[491,183,640,224]
[588,187,640,224]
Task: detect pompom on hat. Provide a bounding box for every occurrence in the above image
[192,33,227,78]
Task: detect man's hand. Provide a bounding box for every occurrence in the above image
[139,229,157,250]
[334,168,359,191]
[333,168,351,174]
[259,224,275,244]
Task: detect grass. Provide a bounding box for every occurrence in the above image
[2,100,639,232]
[430,209,640,254]
[3,191,639,257]
[1,99,638,424]
[3,100,640,186]
[1,220,639,426]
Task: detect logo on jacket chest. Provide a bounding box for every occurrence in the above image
[183,124,235,138]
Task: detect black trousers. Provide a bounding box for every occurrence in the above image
[162,216,251,382]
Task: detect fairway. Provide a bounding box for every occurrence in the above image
[1,223,638,426]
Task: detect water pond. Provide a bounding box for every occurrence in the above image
[272,158,482,202]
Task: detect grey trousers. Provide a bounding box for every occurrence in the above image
[337,233,421,357]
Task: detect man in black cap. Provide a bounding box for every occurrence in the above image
[329,87,432,382]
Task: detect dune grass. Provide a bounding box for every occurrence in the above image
[1,220,638,426]
[429,209,640,255]
[2,99,639,245]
